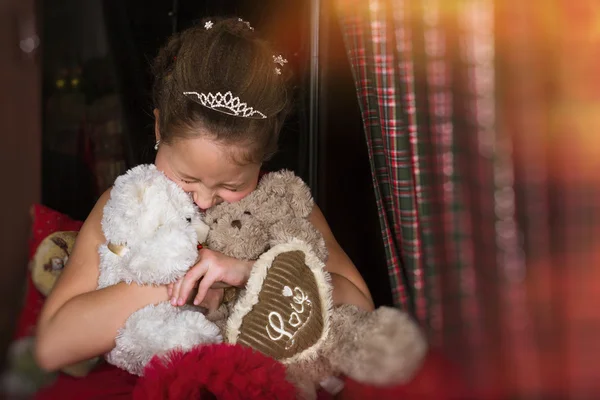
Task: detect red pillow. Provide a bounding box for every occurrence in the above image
[13,204,83,340]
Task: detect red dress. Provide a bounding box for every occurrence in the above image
[34,363,139,400]
[34,363,337,400]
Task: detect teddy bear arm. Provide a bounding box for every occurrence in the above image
[107,303,223,375]
[326,304,428,386]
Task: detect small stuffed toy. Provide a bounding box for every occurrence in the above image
[97,164,221,376]
[2,231,101,397]
[201,170,429,400]
[29,231,101,377]
[31,231,78,297]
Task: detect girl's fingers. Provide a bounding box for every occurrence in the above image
[171,279,184,306]
[177,263,209,306]
[194,271,217,306]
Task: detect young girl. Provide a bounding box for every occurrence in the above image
[34,17,374,397]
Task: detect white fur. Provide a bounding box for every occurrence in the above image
[98,164,220,376]
[99,164,207,287]
[106,303,222,376]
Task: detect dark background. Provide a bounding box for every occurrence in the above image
[40,0,392,308]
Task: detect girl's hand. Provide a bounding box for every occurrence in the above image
[167,283,226,313]
[169,248,253,307]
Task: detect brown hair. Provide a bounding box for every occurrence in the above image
[151,17,292,164]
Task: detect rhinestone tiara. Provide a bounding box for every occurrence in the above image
[183,91,267,119]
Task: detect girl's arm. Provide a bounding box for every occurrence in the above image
[34,190,170,371]
[308,205,375,311]
[166,204,377,312]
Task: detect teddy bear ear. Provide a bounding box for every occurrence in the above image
[281,173,314,218]
[255,171,289,197]
[258,170,315,218]
[102,164,170,242]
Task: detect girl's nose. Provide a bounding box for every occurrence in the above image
[192,190,215,210]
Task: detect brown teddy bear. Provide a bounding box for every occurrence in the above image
[202,170,428,400]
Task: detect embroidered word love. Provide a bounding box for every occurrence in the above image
[266,286,313,350]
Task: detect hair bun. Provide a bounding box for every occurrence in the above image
[212,17,255,37]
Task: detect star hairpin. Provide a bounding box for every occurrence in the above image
[204,21,213,30]
[273,55,288,66]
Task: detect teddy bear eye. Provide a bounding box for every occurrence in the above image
[185,217,192,223]
[243,211,251,215]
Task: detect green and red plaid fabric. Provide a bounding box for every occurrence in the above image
[336,2,409,310]
[336,0,431,316]
[337,0,600,397]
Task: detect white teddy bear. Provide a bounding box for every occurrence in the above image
[97,164,222,376]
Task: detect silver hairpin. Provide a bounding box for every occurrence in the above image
[204,21,213,30]
[183,91,266,119]
[273,55,288,66]
[238,18,254,31]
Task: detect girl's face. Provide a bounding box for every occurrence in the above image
[154,135,261,210]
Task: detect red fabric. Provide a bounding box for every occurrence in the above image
[134,344,296,400]
[13,204,83,340]
[35,349,463,400]
[34,362,138,400]
[339,349,470,400]
[35,362,341,400]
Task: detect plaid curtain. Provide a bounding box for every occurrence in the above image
[337,0,600,397]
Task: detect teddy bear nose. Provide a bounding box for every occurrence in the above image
[231,220,242,229]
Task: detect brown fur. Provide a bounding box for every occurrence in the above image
[282,304,428,400]
[205,170,327,263]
